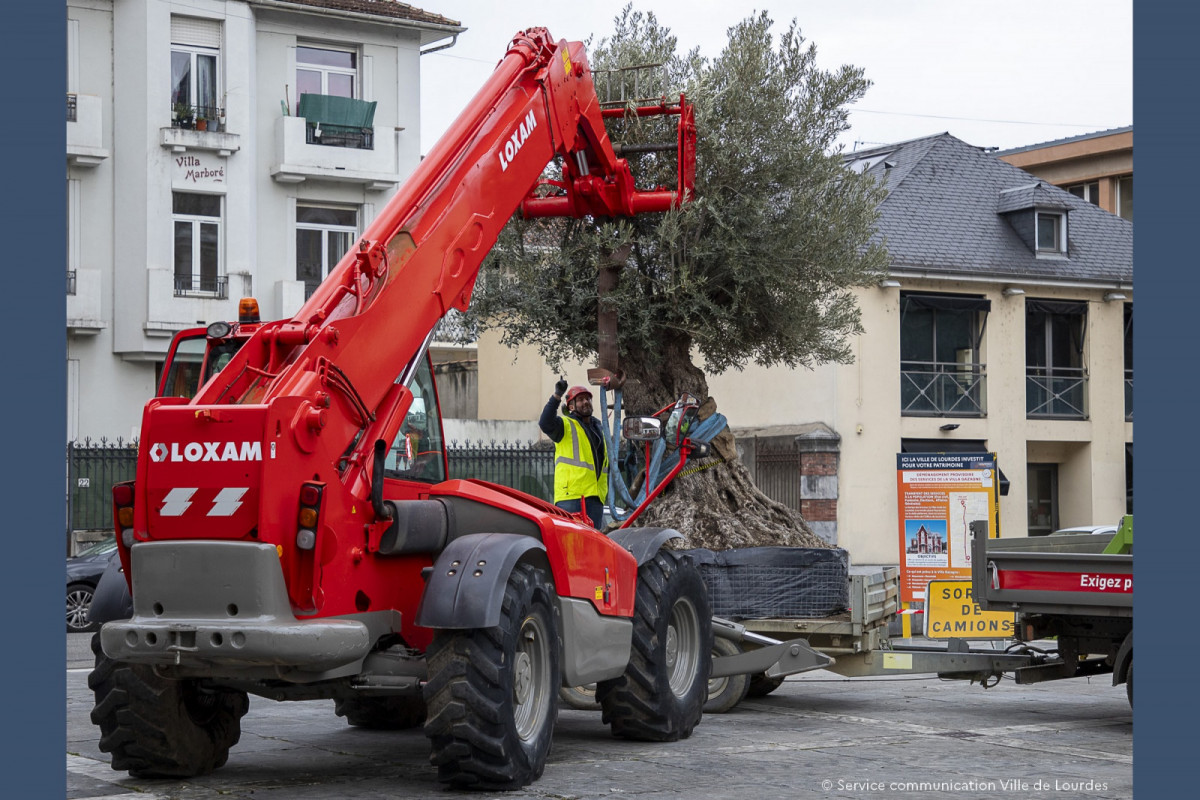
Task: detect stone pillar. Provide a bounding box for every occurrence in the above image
[797,429,841,545]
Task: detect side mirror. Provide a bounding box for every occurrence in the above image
[622,416,663,442]
[663,393,700,448]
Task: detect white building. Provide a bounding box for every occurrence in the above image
[66,0,463,442]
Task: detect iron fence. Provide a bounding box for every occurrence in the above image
[67,439,138,534]
[1125,369,1133,421]
[447,440,555,501]
[67,93,77,122]
[754,440,802,512]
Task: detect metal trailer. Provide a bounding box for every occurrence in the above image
[706,517,1133,709]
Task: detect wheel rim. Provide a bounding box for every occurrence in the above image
[66,587,93,631]
[513,612,551,741]
[666,596,701,698]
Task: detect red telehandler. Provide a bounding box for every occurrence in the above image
[88,29,715,790]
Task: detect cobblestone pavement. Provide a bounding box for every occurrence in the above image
[68,642,1133,800]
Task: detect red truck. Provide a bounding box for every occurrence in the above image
[89,29,714,790]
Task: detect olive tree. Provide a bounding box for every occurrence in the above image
[465,6,889,549]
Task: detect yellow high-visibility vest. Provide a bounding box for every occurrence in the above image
[553,416,608,504]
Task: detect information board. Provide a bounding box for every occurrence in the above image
[896,452,999,603]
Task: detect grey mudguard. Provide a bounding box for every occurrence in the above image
[89,556,133,624]
[606,527,684,566]
[415,532,549,630]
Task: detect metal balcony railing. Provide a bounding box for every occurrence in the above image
[1125,369,1133,421]
[67,93,77,122]
[171,104,225,132]
[174,274,228,298]
[1026,367,1088,419]
[306,122,373,150]
[901,361,987,417]
[67,270,77,296]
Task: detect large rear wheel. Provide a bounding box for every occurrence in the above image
[423,562,561,789]
[88,633,249,777]
[597,549,712,740]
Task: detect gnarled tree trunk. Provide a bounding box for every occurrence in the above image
[614,336,832,551]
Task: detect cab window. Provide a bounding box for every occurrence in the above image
[385,357,446,483]
[159,335,207,398]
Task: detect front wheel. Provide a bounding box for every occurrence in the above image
[88,633,249,777]
[423,562,561,790]
[598,549,713,741]
[704,636,749,713]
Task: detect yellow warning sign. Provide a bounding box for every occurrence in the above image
[924,580,1015,639]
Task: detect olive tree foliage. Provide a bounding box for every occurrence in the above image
[464,7,890,548]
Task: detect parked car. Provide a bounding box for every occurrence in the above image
[1050,524,1119,536]
[66,538,118,633]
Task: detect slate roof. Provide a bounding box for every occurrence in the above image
[252,0,462,28]
[847,133,1132,285]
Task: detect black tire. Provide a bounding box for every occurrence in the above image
[423,562,561,790]
[335,695,426,729]
[68,582,98,633]
[1125,659,1132,708]
[704,637,749,713]
[559,683,601,711]
[597,549,712,741]
[746,672,785,698]
[88,633,249,777]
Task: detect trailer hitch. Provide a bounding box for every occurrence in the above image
[709,616,834,679]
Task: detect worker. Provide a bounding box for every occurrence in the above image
[540,378,609,528]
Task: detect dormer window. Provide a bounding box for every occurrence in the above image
[1036,211,1065,254]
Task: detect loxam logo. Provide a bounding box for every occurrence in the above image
[150,441,263,463]
[497,109,537,172]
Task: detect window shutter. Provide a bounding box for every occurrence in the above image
[171,16,222,48]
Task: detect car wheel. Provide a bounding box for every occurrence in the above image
[67,582,98,633]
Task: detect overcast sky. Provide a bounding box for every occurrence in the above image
[418,1,1131,155]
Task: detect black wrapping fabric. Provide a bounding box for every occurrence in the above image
[901,294,990,313]
[1026,299,1087,316]
[683,547,850,620]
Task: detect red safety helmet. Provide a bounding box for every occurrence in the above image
[564,385,592,404]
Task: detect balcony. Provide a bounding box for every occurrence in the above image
[67,268,104,335]
[900,361,986,417]
[271,95,399,189]
[67,93,109,167]
[1027,367,1088,419]
[160,103,240,156]
[174,273,228,299]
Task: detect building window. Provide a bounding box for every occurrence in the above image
[297,205,358,299]
[297,45,357,99]
[1026,300,1087,418]
[171,18,222,126]
[1035,211,1065,253]
[1123,303,1132,421]
[1117,175,1132,221]
[900,293,989,417]
[1066,181,1100,206]
[173,192,225,297]
[1027,463,1059,536]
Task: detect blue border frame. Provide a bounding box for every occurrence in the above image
[2,1,67,792]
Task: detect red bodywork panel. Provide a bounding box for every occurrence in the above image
[128,29,692,636]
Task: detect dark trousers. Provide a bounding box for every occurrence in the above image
[556,496,604,529]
